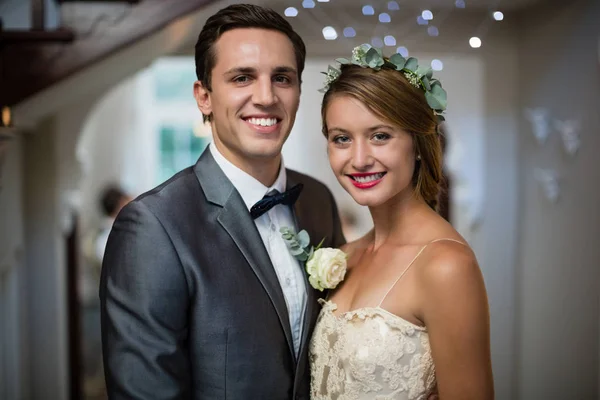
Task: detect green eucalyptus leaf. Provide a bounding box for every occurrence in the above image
[421,76,431,91]
[280,227,293,235]
[389,53,407,70]
[307,247,314,260]
[404,57,418,72]
[282,233,293,240]
[365,48,384,68]
[425,83,447,111]
[297,252,309,262]
[290,247,305,256]
[297,230,310,248]
[416,66,432,79]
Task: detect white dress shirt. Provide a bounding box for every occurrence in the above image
[209,143,307,357]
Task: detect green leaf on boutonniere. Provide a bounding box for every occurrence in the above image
[297,230,310,248]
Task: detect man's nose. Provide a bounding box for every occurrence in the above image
[253,78,277,107]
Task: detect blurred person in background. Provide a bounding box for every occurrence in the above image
[80,184,131,400]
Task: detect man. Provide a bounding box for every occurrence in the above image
[100,4,345,399]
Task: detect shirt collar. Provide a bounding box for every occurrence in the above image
[209,142,287,211]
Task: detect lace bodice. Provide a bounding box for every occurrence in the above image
[309,299,436,400]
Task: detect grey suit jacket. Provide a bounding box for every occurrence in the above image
[100,148,345,399]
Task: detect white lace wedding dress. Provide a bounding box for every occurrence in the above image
[308,239,462,400]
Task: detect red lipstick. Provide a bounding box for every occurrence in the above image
[348,172,386,189]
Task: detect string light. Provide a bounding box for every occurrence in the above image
[431,59,444,71]
[469,36,482,48]
[284,7,298,17]
[417,16,428,25]
[371,37,384,48]
[422,10,433,20]
[397,46,409,57]
[362,5,375,15]
[427,26,439,37]
[379,13,391,23]
[302,0,315,9]
[322,26,338,40]
[343,27,356,38]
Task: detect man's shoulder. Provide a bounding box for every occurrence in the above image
[133,166,199,211]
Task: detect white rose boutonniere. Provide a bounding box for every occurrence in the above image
[280,227,347,291]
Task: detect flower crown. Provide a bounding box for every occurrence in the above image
[320,44,447,122]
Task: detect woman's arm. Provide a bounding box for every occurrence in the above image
[420,242,494,400]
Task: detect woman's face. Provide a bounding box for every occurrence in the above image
[325,95,417,208]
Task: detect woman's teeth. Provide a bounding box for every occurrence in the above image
[353,173,384,183]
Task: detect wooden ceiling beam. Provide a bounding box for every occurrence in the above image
[0,0,216,107]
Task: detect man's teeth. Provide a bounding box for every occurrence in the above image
[247,117,278,127]
[354,173,384,183]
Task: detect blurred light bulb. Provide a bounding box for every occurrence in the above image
[302,0,315,8]
[371,37,384,48]
[379,13,391,23]
[422,10,433,20]
[322,26,338,40]
[469,36,482,48]
[362,5,375,15]
[343,27,356,38]
[397,46,409,57]
[284,7,298,17]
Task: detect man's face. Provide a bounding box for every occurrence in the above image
[194,28,301,172]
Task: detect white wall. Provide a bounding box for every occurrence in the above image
[0,134,27,400]
[77,71,158,236]
[22,118,68,400]
[516,0,600,398]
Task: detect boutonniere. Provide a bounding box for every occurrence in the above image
[280,227,348,291]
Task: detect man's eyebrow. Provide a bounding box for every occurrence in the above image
[223,67,257,75]
[222,66,298,75]
[273,66,297,75]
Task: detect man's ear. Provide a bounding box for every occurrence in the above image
[193,80,212,118]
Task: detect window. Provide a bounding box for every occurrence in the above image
[152,57,210,185]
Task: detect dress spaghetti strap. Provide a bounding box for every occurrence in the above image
[377,238,466,307]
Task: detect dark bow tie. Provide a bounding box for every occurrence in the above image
[250,183,303,220]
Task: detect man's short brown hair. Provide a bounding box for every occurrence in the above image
[194,3,306,92]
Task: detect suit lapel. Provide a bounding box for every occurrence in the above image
[194,149,295,358]
[286,174,321,364]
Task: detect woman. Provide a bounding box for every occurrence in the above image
[309,45,494,399]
